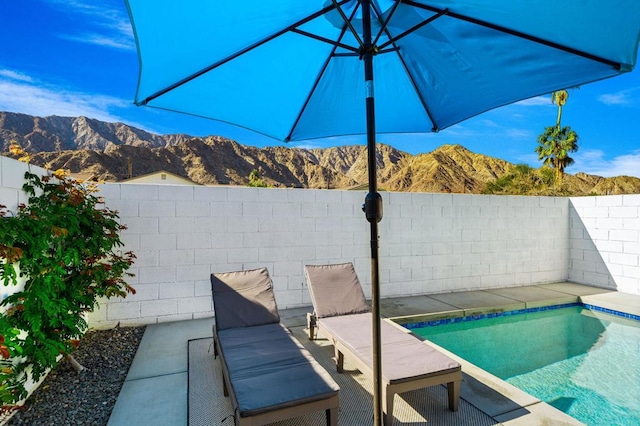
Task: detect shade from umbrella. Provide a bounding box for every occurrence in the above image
[125,1,640,424]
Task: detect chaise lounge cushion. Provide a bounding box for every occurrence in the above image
[217,322,340,417]
[211,267,280,330]
[304,262,461,425]
[305,263,370,318]
[319,313,460,385]
[211,267,340,423]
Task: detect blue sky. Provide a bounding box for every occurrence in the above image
[1,0,639,177]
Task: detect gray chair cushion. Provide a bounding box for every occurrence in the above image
[305,263,371,318]
[218,323,340,417]
[320,313,460,384]
[211,267,280,330]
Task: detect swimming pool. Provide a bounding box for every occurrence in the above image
[408,304,640,425]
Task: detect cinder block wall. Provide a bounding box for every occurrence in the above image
[569,195,640,294]
[92,182,570,327]
[382,192,569,295]
[2,156,638,328]
[0,156,46,212]
[94,183,372,326]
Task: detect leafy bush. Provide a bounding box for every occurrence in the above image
[248,169,268,187]
[482,164,571,195]
[513,163,533,175]
[483,163,532,194]
[538,166,556,186]
[0,171,136,409]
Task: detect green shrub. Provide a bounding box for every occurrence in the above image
[248,169,268,187]
[0,171,135,409]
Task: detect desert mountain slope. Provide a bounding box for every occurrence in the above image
[0,111,189,151]
[2,112,639,195]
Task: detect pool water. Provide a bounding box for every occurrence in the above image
[410,306,640,425]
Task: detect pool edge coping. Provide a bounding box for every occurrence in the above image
[396,302,640,330]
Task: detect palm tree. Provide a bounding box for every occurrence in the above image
[535,90,578,181]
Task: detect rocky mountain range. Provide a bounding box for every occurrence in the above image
[1,111,639,195]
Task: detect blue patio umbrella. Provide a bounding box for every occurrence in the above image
[125,1,640,423]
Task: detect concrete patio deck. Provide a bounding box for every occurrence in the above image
[107,283,639,425]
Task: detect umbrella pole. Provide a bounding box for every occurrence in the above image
[361,1,383,425]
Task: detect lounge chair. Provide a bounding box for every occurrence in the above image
[210,267,340,426]
[305,263,461,426]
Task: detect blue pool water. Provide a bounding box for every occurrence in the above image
[410,306,640,425]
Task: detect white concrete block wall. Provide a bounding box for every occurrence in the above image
[4,155,636,327]
[381,193,569,296]
[88,184,373,327]
[89,183,570,327]
[568,195,640,294]
[0,157,47,212]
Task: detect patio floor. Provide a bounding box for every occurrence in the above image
[107,283,639,425]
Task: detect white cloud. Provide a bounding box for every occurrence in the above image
[44,0,135,51]
[505,128,532,139]
[0,72,128,123]
[479,119,499,127]
[573,149,640,178]
[58,33,134,51]
[0,69,34,83]
[436,123,478,138]
[597,90,635,106]
[597,86,640,107]
[515,96,551,107]
[291,143,323,150]
[576,149,606,161]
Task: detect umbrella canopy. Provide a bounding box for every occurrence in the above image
[125,1,640,424]
[127,1,639,141]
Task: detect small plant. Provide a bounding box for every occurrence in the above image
[483,163,535,194]
[0,169,136,410]
[248,169,268,187]
[538,166,556,186]
[482,163,571,195]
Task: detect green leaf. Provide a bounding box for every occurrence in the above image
[0,172,136,406]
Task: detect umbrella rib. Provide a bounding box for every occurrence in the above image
[371,1,441,130]
[371,0,403,47]
[402,0,622,69]
[284,2,361,142]
[331,0,365,48]
[290,28,359,53]
[377,8,448,51]
[138,0,352,105]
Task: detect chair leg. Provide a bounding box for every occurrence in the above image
[334,348,344,373]
[326,407,338,426]
[448,380,460,411]
[223,376,229,397]
[307,313,316,340]
[383,388,394,426]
